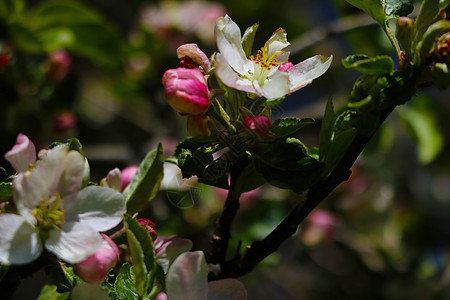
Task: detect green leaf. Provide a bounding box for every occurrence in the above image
[415,20,450,66]
[345,0,386,24]
[346,0,412,24]
[124,214,155,297]
[114,263,138,300]
[123,144,164,214]
[441,0,450,9]
[319,98,336,162]
[234,159,266,195]
[397,101,444,164]
[253,141,324,194]
[384,0,413,19]
[29,0,123,66]
[241,22,259,57]
[264,97,284,107]
[0,0,25,18]
[269,117,315,137]
[342,55,394,75]
[414,0,440,49]
[0,182,13,198]
[322,128,357,176]
[48,262,79,293]
[9,22,44,53]
[37,285,70,300]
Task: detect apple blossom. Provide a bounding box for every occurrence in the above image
[214,15,333,100]
[4,133,36,172]
[120,165,139,191]
[162,68,210,115]
[0,136,126,265]
[74,234,120,284]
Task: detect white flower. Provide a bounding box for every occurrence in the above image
[0,141,126,265]
[214,15,333,100]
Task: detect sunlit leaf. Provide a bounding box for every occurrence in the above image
[123,144,164,214]
[342,55,394,75]
[114,263,138,300]
[269,117,315,137]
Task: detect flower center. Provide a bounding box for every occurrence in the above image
[249,47,284,85]
[32,192,66,235]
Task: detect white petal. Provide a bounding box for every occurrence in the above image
[0,214,42,265]
[265,28,290,59]
[45,221,103,264]
[215,53,257,94]
[4,133,36,172]
[256,70,290,100]
[155,235,193,273]
[166,251,208,300]
[104,168,122,192]
[65,186,125,232]
[288,55,333,92]
[13,172,46,222]
[214,15,252,75]
[56,149,85,201]
[208,279,248,300]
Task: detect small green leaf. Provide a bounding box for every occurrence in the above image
[241,22,259,57]
[342,55,394,75]
[269,117,315,137]
[114,263,138,300]
[322,128,357,176]
[319,98,335,162]
[397,101,444,164]
[384,0,413,19]
[415,20,450,66]
[123,144,164,214]
[234,159,266,195]
[9,22,43,53]
[253,142,324,194]
[414,0,440,49]
[37,285,70,300]
[345,0,386,24]
[264,97,284,107]
[0,182,13,198]
[124,214,155,297]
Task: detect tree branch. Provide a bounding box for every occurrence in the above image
[209,107,395,280]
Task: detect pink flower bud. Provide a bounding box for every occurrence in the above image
[279,62,294,72]
[162,68,209,115]
[4,133,36,172]
[187,115,213,138]
[74,234,120,284]
[105,168,122,192]
[120,166,138,191]
[48,50,71,82]
[177,43,210,72]
[137,218,158,241]
[51,110,76,132]
[242,115,274,139]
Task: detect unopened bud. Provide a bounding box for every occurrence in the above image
[162,68,210,115]
[187,115,213,138]
[396,17,415,60]
[137,218,158,241]
[242,115,274,139]
[177,43,210,72]
[74,234,120,284]
[120,166,138,191]
[48,50,71,82]
[51,110,76,132]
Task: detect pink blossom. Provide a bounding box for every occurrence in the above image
[120,166,138,191]
[162,68,210,115]
[4,133,36,172]
[279,62,294,72]
[74,234,120,284]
